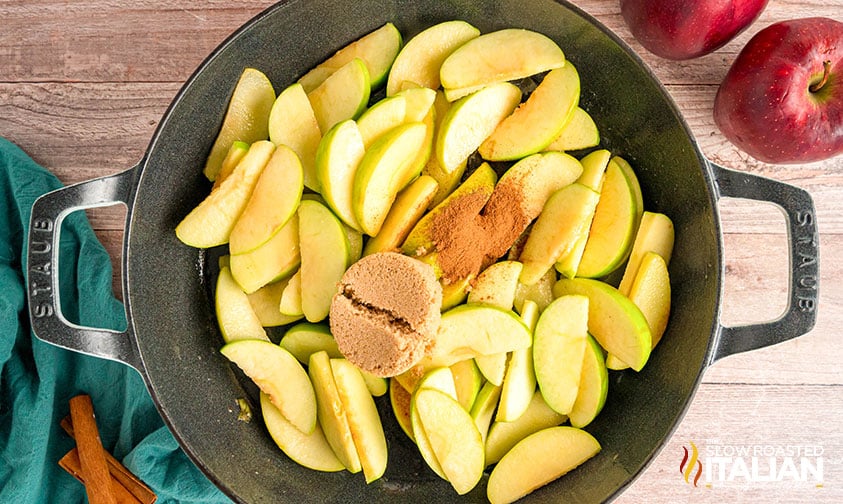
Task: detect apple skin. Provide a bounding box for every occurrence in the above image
[714,17,843,164]
[619,0,769,60]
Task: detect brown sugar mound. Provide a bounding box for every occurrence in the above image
[329,252,443,377]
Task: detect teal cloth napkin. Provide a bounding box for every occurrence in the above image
[0,137,232,503]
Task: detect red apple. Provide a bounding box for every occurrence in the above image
[714,17,843,164]
[619,0,769,60]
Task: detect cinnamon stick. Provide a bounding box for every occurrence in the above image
[59,448,143,504]
[68,394,118,504]
[61,415,157,504]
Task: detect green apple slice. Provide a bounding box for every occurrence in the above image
[450,359,483,411]
[390,378,415,441]
[396,86,438,122]
[485,389,567,466]
[618,211,675,295]
[356,95,407,148]
[229,212,300,294]
[229,144,304,255]
[268,83,322,192]
[260,392,344,472]
[298,23,402,92]
[545,107,600,152]
[315,119,366,231]
[496,299,539,422]
[513,268,556,314]
[280,322,339,364]
[203,68,275,181]
[474,353,507,388]
[487,426,600,504]
[613,156,644,228]
[215,266,268,343]
[492,151,584,221]
[414,388,485,495]
[628,251,672,348]
[213,140,250,189]
[519,183,600,285]
[331,358,388,483]
[220,339,316,434]
[533,295,589,415]
[553,278,652,371]
[246,278,302,327]
[176,141,275,248]
[353,122,429,236]
[279,269,303,317]
[479,63,580,161]
[362,174,438,256]
[568,335,608,428]
[298,199,351,322]
[435,82,522,174]
[386,20,480,96]
[468,260,524,310]
[470,381,502,444]
[308,351,362,473]
[416,366,458,399]
[577,157,640,278]
[440,28,565,92]
[307,58,371,133]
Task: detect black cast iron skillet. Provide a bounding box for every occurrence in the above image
[27,0,819,502]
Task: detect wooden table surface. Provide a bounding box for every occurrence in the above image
[2,1,841,502]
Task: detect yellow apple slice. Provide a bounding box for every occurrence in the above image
[577,157,641,278]
[390,378,415,441]
[260,392,344,472]
[307,58,371,133]
[352,122,429,236]
[545,107,600,152]
[553,278,652,371]
[362,174,438,256]
[421,90,466,207]
[440,28,565,92]
[435,82,522,175]
[396,86,438,122]
[315,119,366,231]
[485,389,567,465]
[629,251,671,348]
[387,20,480,95]
[278,269,303,317]
[203,68,275,181]
[213,140,250,189]
[298,23,402,92]
[479,63,580,161]
[470,381,502,444]
[487,426,601,504]
[356,95,407,148]
[246,278,302,327]
[414,388,485,495]
[308,351,361,473]
[229,212,299,294]
[268,82,322,192]
[298,200,351,322]
[229,144,303,255]
[450,359,483,411]
[176,141,275,248]
[331,358,388,483]
[496,300,539,422]
[568,334,609,428]
[519,183,600,285]
[220,339,316,434]
[613,155,645,228]
[215,266,268,343]
[533,295,589,415]
[618,211,675,295]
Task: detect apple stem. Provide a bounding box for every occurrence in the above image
[809,60,832,93]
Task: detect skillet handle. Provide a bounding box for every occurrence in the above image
[708,161,819,364]
[27,167,142,372]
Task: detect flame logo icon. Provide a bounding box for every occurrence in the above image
[680,441,703,487]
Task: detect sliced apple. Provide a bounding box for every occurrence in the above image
[470,381,502,444]
[513,267,557,314]
[450,359,483,411]
[356,95,407,148]
[544,107,600,152]
[440,28,565,92]
[362,174,438,256]
[474,353,507,388]
[628,251,671,348]
[353,122,429,236]
[618,211,675,295]
[553,278,652,371]
[331,358,388,483]
[176,141,275,248]
[613,155,644,229]
[279,269,303,317]
[533,295,589,415]
[215,266,268,343]
[568,335,609,428]
[487,426,601,504]
[479,63,580,161]
[386,20,480,95]
[307,58,371,133]
[220,339,316,434]
[496,299,539,422]
[435,82,522,174]
[307,350,361,473]
[246,278,302,327]
[298,23,402,92]
[416,366,458,400]
[260,392,344,472]
[518,183,600,285]
[268,82,322,192]
[577,156,641,278]
[315,119,366,231]
[390,378,415,441]
[229,212,300,294]
[396,86,438,122]
[484,389,567,465]
[298,199,351,322]
[468,260,523,310]
[203,68,275,181]
[213,140,250,189]
[413,388,485,495]
[280,322,339,363]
